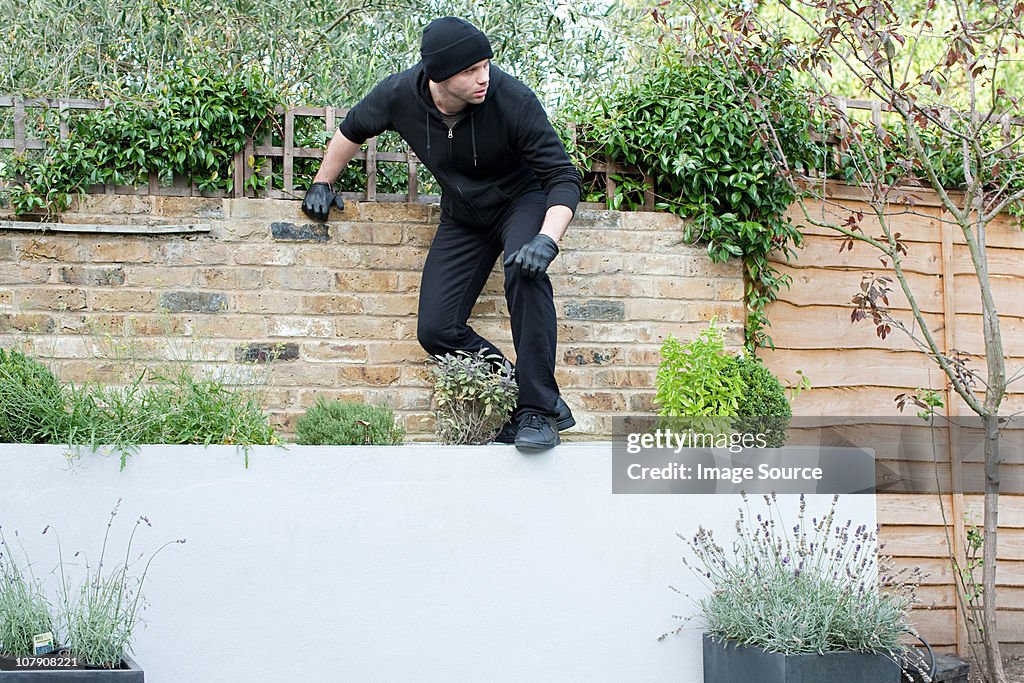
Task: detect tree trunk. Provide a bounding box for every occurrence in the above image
[982,412,1007,683]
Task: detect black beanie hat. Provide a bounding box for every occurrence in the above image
[420,17,493,82]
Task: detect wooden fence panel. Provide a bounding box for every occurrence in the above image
[767,189,1024,654]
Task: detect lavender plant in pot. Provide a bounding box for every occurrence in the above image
[0,502,183,680]
[663,493,927,683]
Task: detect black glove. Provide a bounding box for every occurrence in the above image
[503,234,559,279]
[302,182,345,222]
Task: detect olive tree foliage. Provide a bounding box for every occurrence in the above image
[0,0,643,108]
[670,1,1023,681]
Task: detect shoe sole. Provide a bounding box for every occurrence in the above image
[515,433,561,451]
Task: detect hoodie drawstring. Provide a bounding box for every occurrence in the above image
[425,111,432,159]
[470,113,477,167]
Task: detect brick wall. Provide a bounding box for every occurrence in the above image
[0,196,745,438]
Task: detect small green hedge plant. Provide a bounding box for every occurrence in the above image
[295,399,404,445]
[654,320,791,446]
[732,354,792,448]
[430,351,518,445]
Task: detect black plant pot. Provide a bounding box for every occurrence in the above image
[0,652,143,682]
[702,633,902,683]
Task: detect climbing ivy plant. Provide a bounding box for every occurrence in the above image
[567,40,821,349]
[2,64,282,216]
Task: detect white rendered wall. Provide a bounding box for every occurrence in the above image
[0,444,876,683]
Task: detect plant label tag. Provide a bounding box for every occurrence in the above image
[33,631,55,656]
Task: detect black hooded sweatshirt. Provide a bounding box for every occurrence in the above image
[339,62,582,228]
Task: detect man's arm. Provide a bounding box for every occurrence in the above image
[301,131,362,221]
[514,93,583,243]
[539,205,573,243]
[314,130,362,186]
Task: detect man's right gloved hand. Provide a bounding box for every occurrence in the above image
[302,182,345,222]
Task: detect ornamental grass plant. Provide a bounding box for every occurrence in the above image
[0,501,183,668]
[56,502,184,668]
[0,528,54,658]
[665,493,921,656]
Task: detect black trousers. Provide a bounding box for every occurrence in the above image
[417,190,559,418]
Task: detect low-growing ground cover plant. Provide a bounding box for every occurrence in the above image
[295,398,404,445]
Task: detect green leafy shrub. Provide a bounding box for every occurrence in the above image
[431,351,518,445]
[732,355,792,448]
[0,348,67,444]
[654,320,744,418]
[665,493,920,657]
[295,399,404,445]
[654,322,791,446]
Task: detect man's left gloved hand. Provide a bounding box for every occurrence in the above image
[503,234,559,279]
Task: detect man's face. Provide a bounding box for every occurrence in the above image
[439,59,490,106]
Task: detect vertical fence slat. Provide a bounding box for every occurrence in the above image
[13,96,26,154]
[604,157,616,207]
[407,151,418,203]
[283,109,295,195]
[835,96,850,138]
[243,137,255,198]
[325,107,335,144]
[58,99,69,141]
[324,107,336,200]
[366,136,377,201]
[232,147,245,199]
[939,211,969,656]
[260,128,273,198]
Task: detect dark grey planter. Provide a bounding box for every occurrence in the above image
[0,653,143,682]
[702,633,902,683]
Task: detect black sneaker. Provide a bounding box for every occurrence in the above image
[493,420,518,444]
[492,397,575,444]
[514,412,560,451]
[554,396,575,431]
